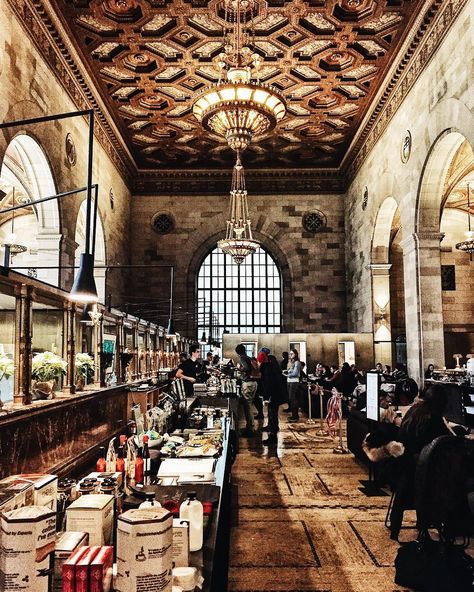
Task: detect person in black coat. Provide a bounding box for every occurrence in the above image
[389,384,452,540]
[261,354,285,446]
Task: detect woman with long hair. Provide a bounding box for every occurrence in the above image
[399,384,452,455]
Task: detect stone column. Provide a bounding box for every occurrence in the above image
[63,302,76,394]
[35,233,62,286]
[132,321,139,381]
[370,264,392,367]
[14,284,33,406]
[115,316,124,383]
[145,323,151,378]
[401,232,445,384]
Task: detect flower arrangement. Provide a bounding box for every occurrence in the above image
[0,354,14,382]
[32,351,67,382]
[75,352,95,381]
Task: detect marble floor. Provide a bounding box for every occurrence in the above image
[228,410,416,592]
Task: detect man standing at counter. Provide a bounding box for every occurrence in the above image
[176,344,200,396]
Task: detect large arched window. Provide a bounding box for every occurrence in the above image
[197,245,282,340]
[0,134,60,287]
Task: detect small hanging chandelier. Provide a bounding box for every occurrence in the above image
[2,187,27,257]
[455,182,474,256]
[218,152,259,264]
[192,0,286,152]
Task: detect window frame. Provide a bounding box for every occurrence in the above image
[196,245,282,339]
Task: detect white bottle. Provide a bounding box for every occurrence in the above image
[139,492,161,509]
[179,491,203,552]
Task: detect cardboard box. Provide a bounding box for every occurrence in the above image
[0,476,35,511]
[66,495,114,546]
[90,546,113,592]
[0,505,56,592]
[16,473,58,511]
[53,531,89,592]
[116,507,173,592]
[172,519,189,568]
[61,546,89,592]
[76,546,101,592]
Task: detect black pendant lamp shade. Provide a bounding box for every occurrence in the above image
[166,316,176,338]
[199,331,207,344]
[70,253,99,303]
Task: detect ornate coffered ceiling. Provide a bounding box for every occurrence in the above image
[49,0,427,171]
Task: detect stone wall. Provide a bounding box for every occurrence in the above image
[0,2,132,303]
[129,193,347,337]
[345,0,474,381]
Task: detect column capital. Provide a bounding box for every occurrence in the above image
[401,231,445,253]
[368,263,392,275]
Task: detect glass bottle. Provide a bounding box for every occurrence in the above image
[135,445,144,484]
[96,446,106,472]
[142,435,151,485]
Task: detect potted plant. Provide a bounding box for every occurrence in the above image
[75,352,95,390]
[31,351,67,399]
[0,354,14,410]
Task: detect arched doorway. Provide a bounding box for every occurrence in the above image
[408,131,474,380]
[75,199,106,303]
[371,196,405,367]
[439,140,474,366]
[196,244,282,343]
[0,134,60,286]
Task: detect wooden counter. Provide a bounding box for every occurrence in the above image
[0,382,142,479]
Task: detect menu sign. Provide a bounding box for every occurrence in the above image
[366,372,380,422]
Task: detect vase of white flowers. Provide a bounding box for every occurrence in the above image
[31,351,67,400]
[0,354,14,410]
[75,352,95,390]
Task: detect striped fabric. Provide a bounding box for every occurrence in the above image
[171,378,187,406]
[326,389,342,437]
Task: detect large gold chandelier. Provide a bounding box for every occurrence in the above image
[218,152,259,264]
[193,0,285,264]
[192,0,286,152]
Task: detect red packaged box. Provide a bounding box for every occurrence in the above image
[90,546,113,592]
[62,546,89,592]
[76,546,101,592]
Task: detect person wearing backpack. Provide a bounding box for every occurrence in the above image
[235,344,258,437]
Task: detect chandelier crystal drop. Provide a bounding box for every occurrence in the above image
[218,152,260,264]
[192,0,286,152]
[455,182,474,255]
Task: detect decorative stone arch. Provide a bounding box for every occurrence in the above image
[185,218,295,336]
[74,199,107,303]
[416,130,468,234]
[371,196,400,264]
[0,132,61,285]
[404,127,474,382]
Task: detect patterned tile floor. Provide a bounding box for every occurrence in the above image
[228,410,417,592]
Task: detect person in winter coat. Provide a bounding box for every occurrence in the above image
[260,354,285,445]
